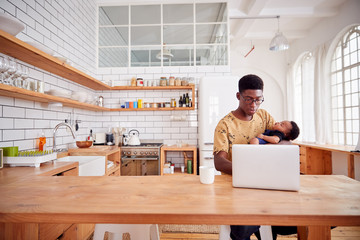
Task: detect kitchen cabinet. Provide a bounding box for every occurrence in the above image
[160,145,197,175]
[0,161,90,240]
[120,159,158,176]
[0,30,195,112]
[67,146,121,176]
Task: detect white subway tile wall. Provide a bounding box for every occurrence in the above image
[0,1,230,165]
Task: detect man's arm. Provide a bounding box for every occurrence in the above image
[214,151,232,175]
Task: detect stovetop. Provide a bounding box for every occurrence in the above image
[122,143,163,148]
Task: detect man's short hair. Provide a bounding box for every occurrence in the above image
[287,121,300,140]
[238,74,264,93]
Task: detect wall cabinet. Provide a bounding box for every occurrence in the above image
[0,30,195,112]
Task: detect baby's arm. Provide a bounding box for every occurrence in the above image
[257,133,280,144]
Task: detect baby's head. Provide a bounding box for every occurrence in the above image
[273,121,300,140]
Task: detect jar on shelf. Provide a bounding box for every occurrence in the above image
[131,77,137,86]
[175,78,181,86]
[137,78,144,86]
[169,76,175,86]
[160,77,167,86]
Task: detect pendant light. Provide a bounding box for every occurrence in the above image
[269,16,289,51]
[156,44,174,60]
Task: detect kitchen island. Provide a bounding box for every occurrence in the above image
[0,168,359,240]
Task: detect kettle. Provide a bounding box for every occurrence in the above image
[124,129,141,146]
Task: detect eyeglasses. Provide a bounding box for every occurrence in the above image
[240,94,264,105]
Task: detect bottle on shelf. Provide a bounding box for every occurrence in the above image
[179,96,183,107]
[182,94,186,107]
[39,131,46,151]
[185,93,189,107]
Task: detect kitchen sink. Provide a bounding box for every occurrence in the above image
[56,156,106,176]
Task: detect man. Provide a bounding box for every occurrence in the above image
[213,74,297,240]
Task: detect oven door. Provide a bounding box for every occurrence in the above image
[121,156,159,176]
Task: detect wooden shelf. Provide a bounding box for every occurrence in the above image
[0,83,109,111]
[0,30,196,112]
[111,106,194,111]
[0,30,110,90]
[111,85,194,90]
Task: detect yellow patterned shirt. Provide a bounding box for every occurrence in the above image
[213,109,275,162]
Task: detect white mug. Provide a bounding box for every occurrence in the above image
[94,132,106,144]
[199,166,215,184]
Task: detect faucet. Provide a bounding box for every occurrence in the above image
[53,122,76,152]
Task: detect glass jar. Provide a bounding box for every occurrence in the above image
[160,77,167,86]
[169,76,175,86]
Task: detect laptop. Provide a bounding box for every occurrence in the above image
[232,144,300,191]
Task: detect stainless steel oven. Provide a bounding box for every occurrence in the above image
[120,142,163,176]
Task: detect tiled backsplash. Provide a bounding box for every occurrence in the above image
[0,1,230,158]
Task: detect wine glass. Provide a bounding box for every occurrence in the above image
[4,59,16,85]
[20,65,29,89]
[0,56,9,84]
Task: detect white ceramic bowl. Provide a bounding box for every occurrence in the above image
[0,13,25,36]
[25,41,54,56]
[45,89,72,99]
[72,91,88,102]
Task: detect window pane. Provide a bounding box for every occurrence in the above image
[345,69,351,81]
[196,24,227,44]
[345,81,351,94]
[350,36,357,52]
[344,54,350,67]
[338,108,343,119]
[353,134,359,145]
[351,52,358,65]
[346,120,352,132]
[353,120,359,132]
[99,47,128,67]
[351,67,358,79]
[346,133,352,145]
[163,46,194,67]
[131,46,161,67]
[352,93,359,106]
[131,26,161,45]
[345,94,351,107]
[99,6,128,25]
[339,133,344,144]
[163,4,193,23]
[164,25,193,44]
[196,3,227,23]
[351,80,359,92]
[346,108,352,119]
[99,27,128,46]
[196,45,227,65]
[337,72,342,83]
[352,107,359,119]
[131,5,160,24]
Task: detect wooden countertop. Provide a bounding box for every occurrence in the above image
[67,145,120,156]
[293,141,360,155]
[0,174,359,227]
[0,161,78,184]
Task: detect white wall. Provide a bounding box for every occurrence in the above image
[230,40,288,121]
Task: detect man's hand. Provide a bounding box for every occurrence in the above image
[257,133,264,139]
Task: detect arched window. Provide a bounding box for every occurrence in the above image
[330,25,360,145]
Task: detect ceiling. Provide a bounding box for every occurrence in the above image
[228,0,347,42]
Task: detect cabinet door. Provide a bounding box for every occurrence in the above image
[39,223,73,240]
